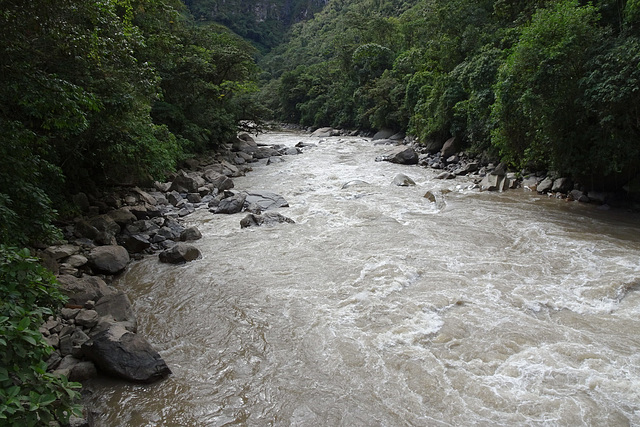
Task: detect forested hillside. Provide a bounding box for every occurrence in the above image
[259,0,640,187]
[0,0,260,246]
[184,0,328,51]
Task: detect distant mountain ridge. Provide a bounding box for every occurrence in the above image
[183,0,328,50]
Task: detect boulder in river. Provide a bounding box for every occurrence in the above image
[240,212,295,228]
[214,192,247,214]
[244,191,289,211]
[158,243,201,264]
[82,324,171,383]
[393,174,416,186]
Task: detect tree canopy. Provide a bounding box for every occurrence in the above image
[258,0,640,188]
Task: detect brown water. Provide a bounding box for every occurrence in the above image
[86,132,640,426]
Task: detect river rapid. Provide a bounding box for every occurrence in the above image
[86,131,640,426]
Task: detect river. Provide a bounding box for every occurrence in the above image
[85,131,640,426]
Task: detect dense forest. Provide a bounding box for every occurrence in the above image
[1,0,639,424]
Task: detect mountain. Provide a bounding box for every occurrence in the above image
[183,0,329,50]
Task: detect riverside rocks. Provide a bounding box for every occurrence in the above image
[38,133,305,392]
[240,212,295,228]
[372,132,623,204]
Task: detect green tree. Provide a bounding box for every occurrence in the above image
[492,0,605,172]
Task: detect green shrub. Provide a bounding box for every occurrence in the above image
[0,247,82,426]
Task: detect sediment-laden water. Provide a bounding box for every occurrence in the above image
[86,132,640,426]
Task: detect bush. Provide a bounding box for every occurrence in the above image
[0,247,82,426]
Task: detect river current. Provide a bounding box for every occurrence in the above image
[86,132,640,426]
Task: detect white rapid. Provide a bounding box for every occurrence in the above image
[86,132,640,426]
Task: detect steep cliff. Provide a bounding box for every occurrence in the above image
[183,0,328,50]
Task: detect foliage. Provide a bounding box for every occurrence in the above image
[259,0,640,184]
[0,246,82,426]
[492,0,604,172]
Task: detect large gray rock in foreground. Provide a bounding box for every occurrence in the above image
[82,325,171,383]
[88,245,130,274]
[158,243,201,264]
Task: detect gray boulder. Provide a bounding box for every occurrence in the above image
[435,172,455,180]
[88,215,121,236]
[480,174,510,192]
[118,234,151,254]
[82,324,171,383]
[94,291,137,333]
[107,208,137,227]
[240,212,295,228]
[169,170,205,193]
[393,174,416,186]
[57,274,117,306]
[74,219,100,240]
[88,245,130,274]
[388,147,419,165]
[552,177,573,193]
[158,243,201,264]
[440,137,458,158]
[244,191,289,211]
[311,127,336,137]
[372,129,395,140]
[180,226,202,242]
[453,162,479,176]
[203,170,234,191]
[214,193,247,214]
[537,177,554,193]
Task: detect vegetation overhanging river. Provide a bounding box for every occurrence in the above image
[86,131,640,426]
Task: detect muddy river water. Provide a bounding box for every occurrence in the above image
[86,132,640,426]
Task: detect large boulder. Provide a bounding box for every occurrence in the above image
[537,177,554,193]
[480,174,509,192]
[393,174,416,186]
[551,177,573,193]
[214,193,247,214]
[240,212,295,228]
[158,243,201,264]
[169,170,205,193]
[311,127,337,138]
[107,208,137,227]
[252,147,282,159]
[88,245,130,274]
[203,170,234,191]
[440,137,458,158]
[244,191,289,211]
[74,219,100,240]
[57,274,117,306]
[94,291,137,333]
[117,234,151,254]
[180,226,202,242]
[88,215,121,236]
[390,147,419,165]
[82,324,171,383]
[372,129,395,140]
